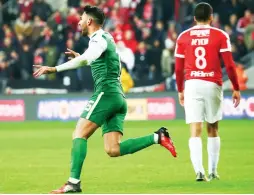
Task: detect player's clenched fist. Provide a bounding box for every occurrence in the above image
[33,65,56,78]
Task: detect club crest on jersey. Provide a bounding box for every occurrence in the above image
[190,29,210,37]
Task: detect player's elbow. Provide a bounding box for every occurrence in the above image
[78,60,88,67]
[225,64,235,74]
[175,68,182,74]
[175,68,184,78]
[175,58,185,71]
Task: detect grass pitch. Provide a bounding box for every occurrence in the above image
[0,120,253,194]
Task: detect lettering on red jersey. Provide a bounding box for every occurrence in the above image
[191,38,209,46]
[190,29,210,37]
[190,71,214,77]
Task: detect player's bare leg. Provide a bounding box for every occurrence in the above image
[51,118,99,194]
[207,122,220,181]
[103,127,177,157]
[104,132,122,157]
[189,122,206,181]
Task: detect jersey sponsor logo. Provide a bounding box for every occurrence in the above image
[223,96,254,119]
[0,100,25,121]
[190,71,214,77]
[147,98,176,120]
[191,38,209,46]
[37,99,88,120]
[190,29,210,37]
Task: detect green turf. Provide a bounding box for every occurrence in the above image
[0,120,253,194]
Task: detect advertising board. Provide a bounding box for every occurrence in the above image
[0,100,25,121]
[37,99,88,120]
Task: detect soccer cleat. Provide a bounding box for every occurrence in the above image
[50,181,82,194]
[196,172,207,182]
[155,127,177,157]
[208,173,220,181]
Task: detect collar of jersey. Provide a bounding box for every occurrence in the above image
[89,28,104,38]
[192,24,211,29]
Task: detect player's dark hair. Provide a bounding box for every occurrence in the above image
[83,5,105,25]
[194,2,213,22]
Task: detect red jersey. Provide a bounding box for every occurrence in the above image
[174,24,239,92]
[175,24,231,85]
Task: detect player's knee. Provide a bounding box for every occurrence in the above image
[207,122,219,137]
[190,123,202,137]
[105,145,120,157]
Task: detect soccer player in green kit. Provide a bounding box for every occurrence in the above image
[33,5,177,194]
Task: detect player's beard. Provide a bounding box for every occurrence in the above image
[81,28,88,37]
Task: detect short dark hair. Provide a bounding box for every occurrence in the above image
[194,2,213,22]
[83,5,105,25]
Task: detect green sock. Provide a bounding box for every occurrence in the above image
[70,138,87,179]
[120,134,155,156]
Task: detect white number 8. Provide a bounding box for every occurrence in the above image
[195,46,207,69]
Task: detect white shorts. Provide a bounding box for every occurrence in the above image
[184,79,223,124]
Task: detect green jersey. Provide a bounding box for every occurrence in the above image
[89,29,124,95]
[56,29,128,131]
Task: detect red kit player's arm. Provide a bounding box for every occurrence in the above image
[174,34,185,93]
[175,57,185,92]
[221,51,240,91]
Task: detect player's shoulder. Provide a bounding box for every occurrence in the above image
[90,29,105,40]
[208,26,229,39]
[90,29,108,46]
[176,27,193,41]
[93,29,113,39]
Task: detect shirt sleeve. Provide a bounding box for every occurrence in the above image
[220,32,232,53]
[174,37,185,58]
[221,51,240,91]
[175,57,185,92]
[56,36,107,72]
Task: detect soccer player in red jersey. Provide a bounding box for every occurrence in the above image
[174,2,241,181]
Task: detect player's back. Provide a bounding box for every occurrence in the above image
[175,25,231,86]
[89,29,123,95]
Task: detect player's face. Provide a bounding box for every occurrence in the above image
[79,13,90,36]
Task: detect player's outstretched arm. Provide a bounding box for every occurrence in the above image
[32,54,88,78]
[33,53,91,78]
[55,37,107,72]
[33,37,107,77]
[221,51,241,107]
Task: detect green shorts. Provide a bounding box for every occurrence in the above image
[80,92,127,135]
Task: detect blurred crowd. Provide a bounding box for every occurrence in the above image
[0,0,253,91]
